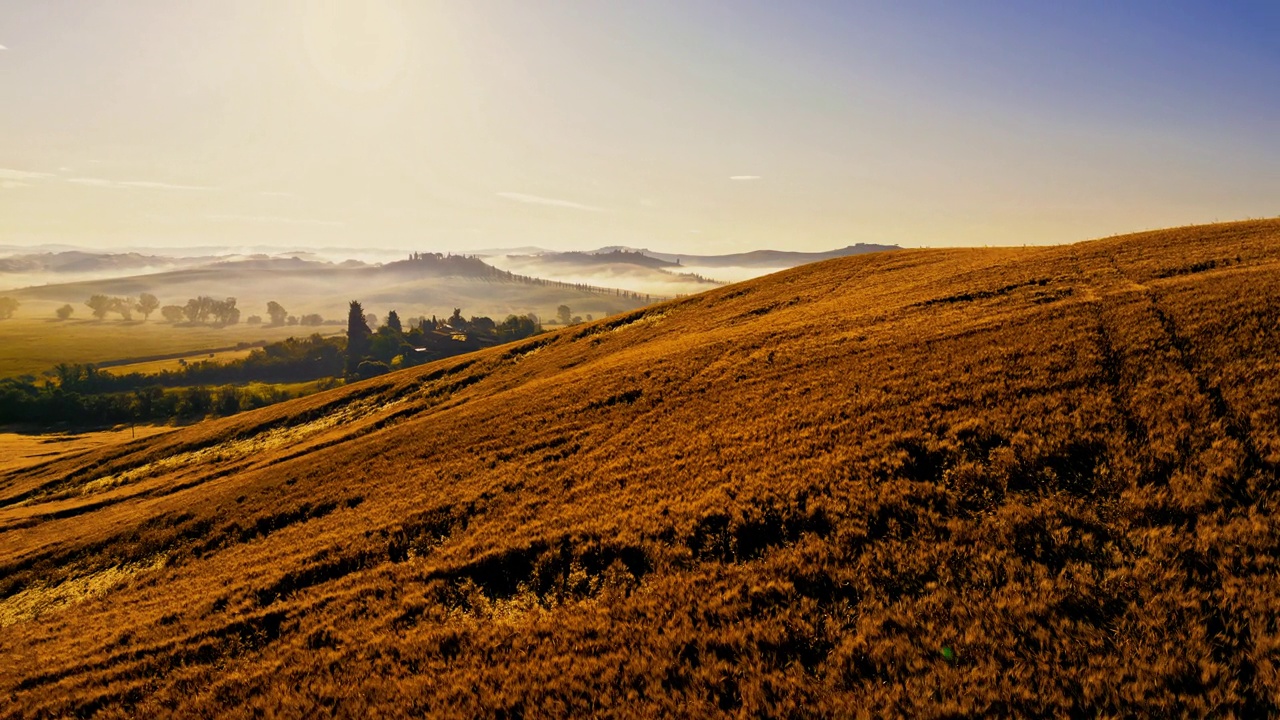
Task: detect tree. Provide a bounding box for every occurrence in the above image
[364,312,378,329]
[370,329,409,364]
[110,296,134,321]
[557,304,572,325]
[55,304,74,321]
[386,310,402,334]
[136,293,160,321]
[449,308,465,329]
[266,301,288,326]
[87,295,113,320]
[346,300,372,376]
[497,314,538,341]
[212,297,237,325]
[300,313,324,326]
[246,315,262,325]
[161,305,185,323]
[0,297,19,319]
[355,360,391,379]
[183,297,207,324]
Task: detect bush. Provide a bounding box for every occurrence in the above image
[356,360,391,379]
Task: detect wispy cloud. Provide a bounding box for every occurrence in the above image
[0,168,52,181]
[258,191,298,198]
[0,45,7,51]
[67,177,212,191]
[496,192,604,212]
[65,177,114,187]
[729,175,761,181]
[206,213,344,227]
[119,180,211,190]
[1,180,29,189]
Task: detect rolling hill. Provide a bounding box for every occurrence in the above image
[4,253,659,327]
[2,220,1279,716]
[594,242,902,268]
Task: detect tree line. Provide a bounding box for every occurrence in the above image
[36,295,341,327]
[1,302,545,427]
[0,334,346,426]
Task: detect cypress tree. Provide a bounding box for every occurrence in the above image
[346,300,372,376]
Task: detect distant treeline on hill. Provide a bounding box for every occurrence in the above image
[390,252,665,301]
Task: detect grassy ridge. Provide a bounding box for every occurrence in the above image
[0,220,1278,716]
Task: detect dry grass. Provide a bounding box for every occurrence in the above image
[1,220,1279,717]
[0,425,175,473]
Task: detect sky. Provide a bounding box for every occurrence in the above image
[1,0,1277,253]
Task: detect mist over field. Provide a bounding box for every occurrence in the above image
[0,243,868,320]
[483,254,726,298]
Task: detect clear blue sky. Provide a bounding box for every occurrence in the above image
[1,0,1276,251]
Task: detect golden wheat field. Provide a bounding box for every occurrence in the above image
[2,220,1279,717]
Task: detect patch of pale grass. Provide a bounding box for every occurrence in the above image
[67,394,413,498]
[0,553,168,628]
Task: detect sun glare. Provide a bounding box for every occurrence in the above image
[300,0,410,94]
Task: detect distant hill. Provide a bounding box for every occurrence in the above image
[506,249,679,270]
[587,242,901,267]
[0,250,210,275]
[3,220,1280,716]
[649,243,901,268]
[487,250,728,297]
[4,253,661,323]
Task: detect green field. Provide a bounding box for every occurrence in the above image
[103,349,258,376]
[0,318,342,379]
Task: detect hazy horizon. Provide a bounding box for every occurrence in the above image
[2,1,1277,252]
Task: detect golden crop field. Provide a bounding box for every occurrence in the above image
[101,349,258,376]
[0,425,176,474]
[0,318,341,379]
[1,220,1279,717]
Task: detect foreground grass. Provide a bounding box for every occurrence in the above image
[0,425,175,474]
[0,318,339,378]
[1,220,1279,717]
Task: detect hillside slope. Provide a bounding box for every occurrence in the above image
[2,220,1279,717]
